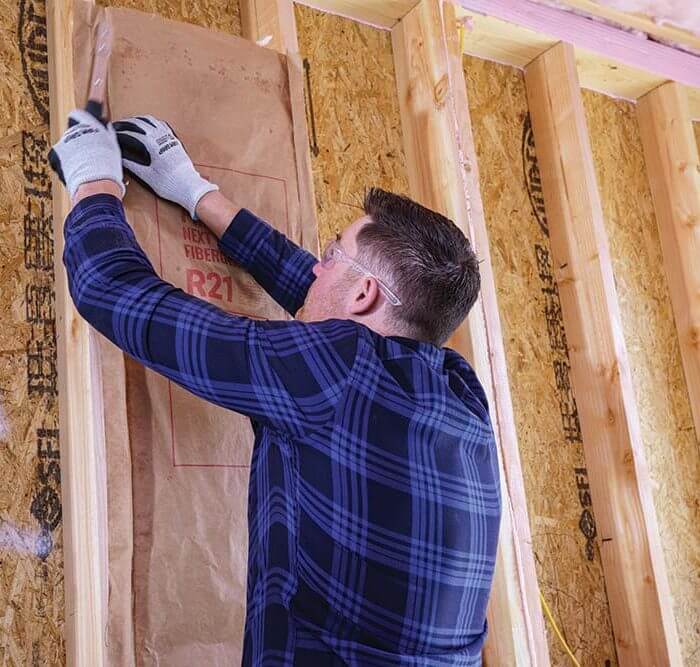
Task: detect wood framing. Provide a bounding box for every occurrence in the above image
[524,42,681,665]
[45,0,700,664]
[47,1,108,665]
[240,0,320,256]
[455,0,700,92]
[637,82,700,441]
[297,0,700,118]
[241,0,299,55]
[301,0,700,58]
[391,1,549,664]
[455,12,700,121]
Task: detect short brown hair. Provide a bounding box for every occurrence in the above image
[357,188,480,346]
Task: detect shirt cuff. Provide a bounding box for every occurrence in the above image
[66,193,126,230]
[217,207,275,270]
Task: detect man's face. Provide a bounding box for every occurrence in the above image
[297,215,370,323]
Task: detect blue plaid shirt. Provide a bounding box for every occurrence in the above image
[64,194,501,666]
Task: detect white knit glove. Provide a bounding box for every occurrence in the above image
[114,115,218,219]
[48,109,125,199]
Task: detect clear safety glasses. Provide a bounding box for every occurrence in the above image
[320,239,402,307]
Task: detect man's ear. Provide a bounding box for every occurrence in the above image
[348,276,380,315]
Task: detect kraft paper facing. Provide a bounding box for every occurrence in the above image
[71,3,308,663]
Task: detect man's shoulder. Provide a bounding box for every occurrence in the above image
[262,317,359,335]
[259,318,361,369]
[346,326,492,426]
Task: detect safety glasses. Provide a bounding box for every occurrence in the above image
[320,239,402,306]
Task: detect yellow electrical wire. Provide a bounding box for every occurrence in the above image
[539,591,582,667]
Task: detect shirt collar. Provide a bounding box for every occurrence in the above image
[385,335,446,371]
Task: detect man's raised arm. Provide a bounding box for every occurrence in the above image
[48,109,357,435]
[114,115,317,316]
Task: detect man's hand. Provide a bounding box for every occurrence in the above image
[48,109,125,199]
[114,115,218,219]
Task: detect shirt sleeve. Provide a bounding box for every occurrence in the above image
[218,208,318,316]
[63,194,358,437]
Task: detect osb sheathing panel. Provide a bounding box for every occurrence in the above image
[101,0,241,34]
[1,0,63,663]
[582,90,700,666]
[0,1,241,664]
[463,55,617,665]
[294,3,409,247]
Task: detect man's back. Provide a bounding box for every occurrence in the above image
[245,324,501,665]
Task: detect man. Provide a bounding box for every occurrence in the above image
[50,110,501,665]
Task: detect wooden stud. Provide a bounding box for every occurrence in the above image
[392,2,550,664]
[240,0,320,256]
[47,1,108,665]
[524,41,681,665]
[240,0,299,54]
[637,82,700,442]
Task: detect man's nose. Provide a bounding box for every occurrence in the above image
[312,262,321,277]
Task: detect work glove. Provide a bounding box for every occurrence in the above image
[113,115,218,219]
[48,109,125,199]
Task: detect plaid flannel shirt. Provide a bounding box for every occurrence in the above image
[64,194,501,666]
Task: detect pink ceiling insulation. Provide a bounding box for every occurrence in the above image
[588,0,700,35]
[530,0,700,55]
